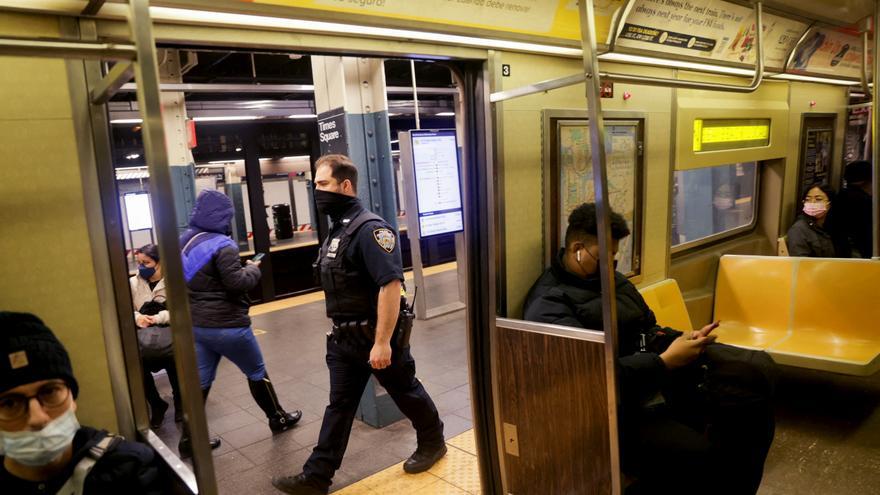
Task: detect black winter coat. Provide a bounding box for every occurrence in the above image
[0,427,165,494]
[183,243,260,328]
[523,251,682,408]
[786,216,838,258]
[180,190,260,328]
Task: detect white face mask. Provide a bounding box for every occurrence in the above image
[0,408,79,466]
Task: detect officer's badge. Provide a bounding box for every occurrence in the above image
[372,228,396,253]
[327,238,340,259]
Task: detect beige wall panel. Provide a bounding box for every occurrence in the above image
[0,56,118,431]
[640,112,673,286]
[676,78,790,170]
[782,83,848,229]
[0,14,75,121]
[497,52,677,314]
[0,11,60,37]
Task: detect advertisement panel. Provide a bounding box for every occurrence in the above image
[615,0,808,69]
[787,27,867,79]
[242,0,624,42]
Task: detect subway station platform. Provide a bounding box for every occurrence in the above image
[149,263,880,494]
[153,263,474,493]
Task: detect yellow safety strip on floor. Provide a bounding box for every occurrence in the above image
[249,262,458,317]
[334,429,480,494]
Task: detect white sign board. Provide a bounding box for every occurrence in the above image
[410,129,464,238]
[124,192,153,231]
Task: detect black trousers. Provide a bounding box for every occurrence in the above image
[303,333,444,489]
[142,355,181,410]
[621,367,775,495]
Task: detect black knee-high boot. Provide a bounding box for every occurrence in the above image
[248,375,302,433]
[178,388,221,458]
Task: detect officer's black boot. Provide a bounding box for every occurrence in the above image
[403,444,448,474]
[248,375,303,433]
[178,387,222,458]
[271,473,328,495]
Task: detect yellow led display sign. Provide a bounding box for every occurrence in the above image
[693,119,771,152]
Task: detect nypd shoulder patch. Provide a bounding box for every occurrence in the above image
[372,228,396,253]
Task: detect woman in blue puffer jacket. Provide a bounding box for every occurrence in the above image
[176,190,301,458]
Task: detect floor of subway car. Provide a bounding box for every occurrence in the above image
[151,264,474,494]
[148,263,880,494]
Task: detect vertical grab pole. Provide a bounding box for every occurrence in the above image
[873,2,880,259]
[129,0,218,493]
[577,1,621,493]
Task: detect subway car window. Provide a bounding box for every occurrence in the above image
[671,162,758,249]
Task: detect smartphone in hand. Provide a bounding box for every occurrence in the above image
[252,253,266,262]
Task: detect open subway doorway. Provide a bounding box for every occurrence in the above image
[106,49,487,493]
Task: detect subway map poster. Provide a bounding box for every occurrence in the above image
[558,121,640,275]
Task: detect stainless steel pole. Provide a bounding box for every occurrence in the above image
[873,2,880,259]
[411,60,421,129]
[578,1,621,493]
[128,0,218,493]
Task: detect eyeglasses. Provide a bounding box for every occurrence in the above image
[0,382,70,421]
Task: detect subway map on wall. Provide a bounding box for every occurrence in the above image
[558,121,640,275]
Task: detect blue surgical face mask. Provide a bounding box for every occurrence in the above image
[138,265,156,280]
[0,408,80,466]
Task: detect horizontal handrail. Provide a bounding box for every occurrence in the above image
[496,317,606,344]
[491,2,764,102]
[0,37,136,60]
[116,82,458,94]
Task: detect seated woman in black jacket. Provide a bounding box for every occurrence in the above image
[523,203,776,495]
[786,182,848,257]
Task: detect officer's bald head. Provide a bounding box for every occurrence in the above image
[315,154,358,195]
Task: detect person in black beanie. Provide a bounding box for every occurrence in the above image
[0,311,165,494]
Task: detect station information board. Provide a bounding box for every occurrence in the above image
[693,118,771,152]
[124,192,154,231]
[410,129,464,238]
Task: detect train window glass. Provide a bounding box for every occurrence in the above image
[671,162,758,249]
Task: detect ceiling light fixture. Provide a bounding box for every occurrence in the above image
[146,6,583,57]
[192,116,261,122]
[435,112,455,116]
[768,73,861,86]
[110,118,143,124]
[287,114,318,119]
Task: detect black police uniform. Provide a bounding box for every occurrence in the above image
[302,201,445,490]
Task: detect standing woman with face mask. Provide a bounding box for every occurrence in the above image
[130,244,182,429]
[786,183,849,257]
[177,190,301,459]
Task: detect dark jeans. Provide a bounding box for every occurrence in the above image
[303,333,444,489]
[193,325,267,388]
[621,367,775,495]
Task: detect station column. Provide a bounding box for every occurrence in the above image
[158,49,197,230]
[311,56,398,227]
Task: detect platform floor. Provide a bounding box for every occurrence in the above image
[150,264,880,494]
[153,264,471,493]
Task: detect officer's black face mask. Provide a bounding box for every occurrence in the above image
[314,189,358,220]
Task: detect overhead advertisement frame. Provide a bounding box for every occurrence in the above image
[148,0,624,47]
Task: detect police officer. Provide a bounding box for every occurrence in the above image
[272,154,446,495]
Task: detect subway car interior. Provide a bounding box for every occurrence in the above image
[1,0,879,494]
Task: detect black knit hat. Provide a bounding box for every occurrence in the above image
[0,312,79,398]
